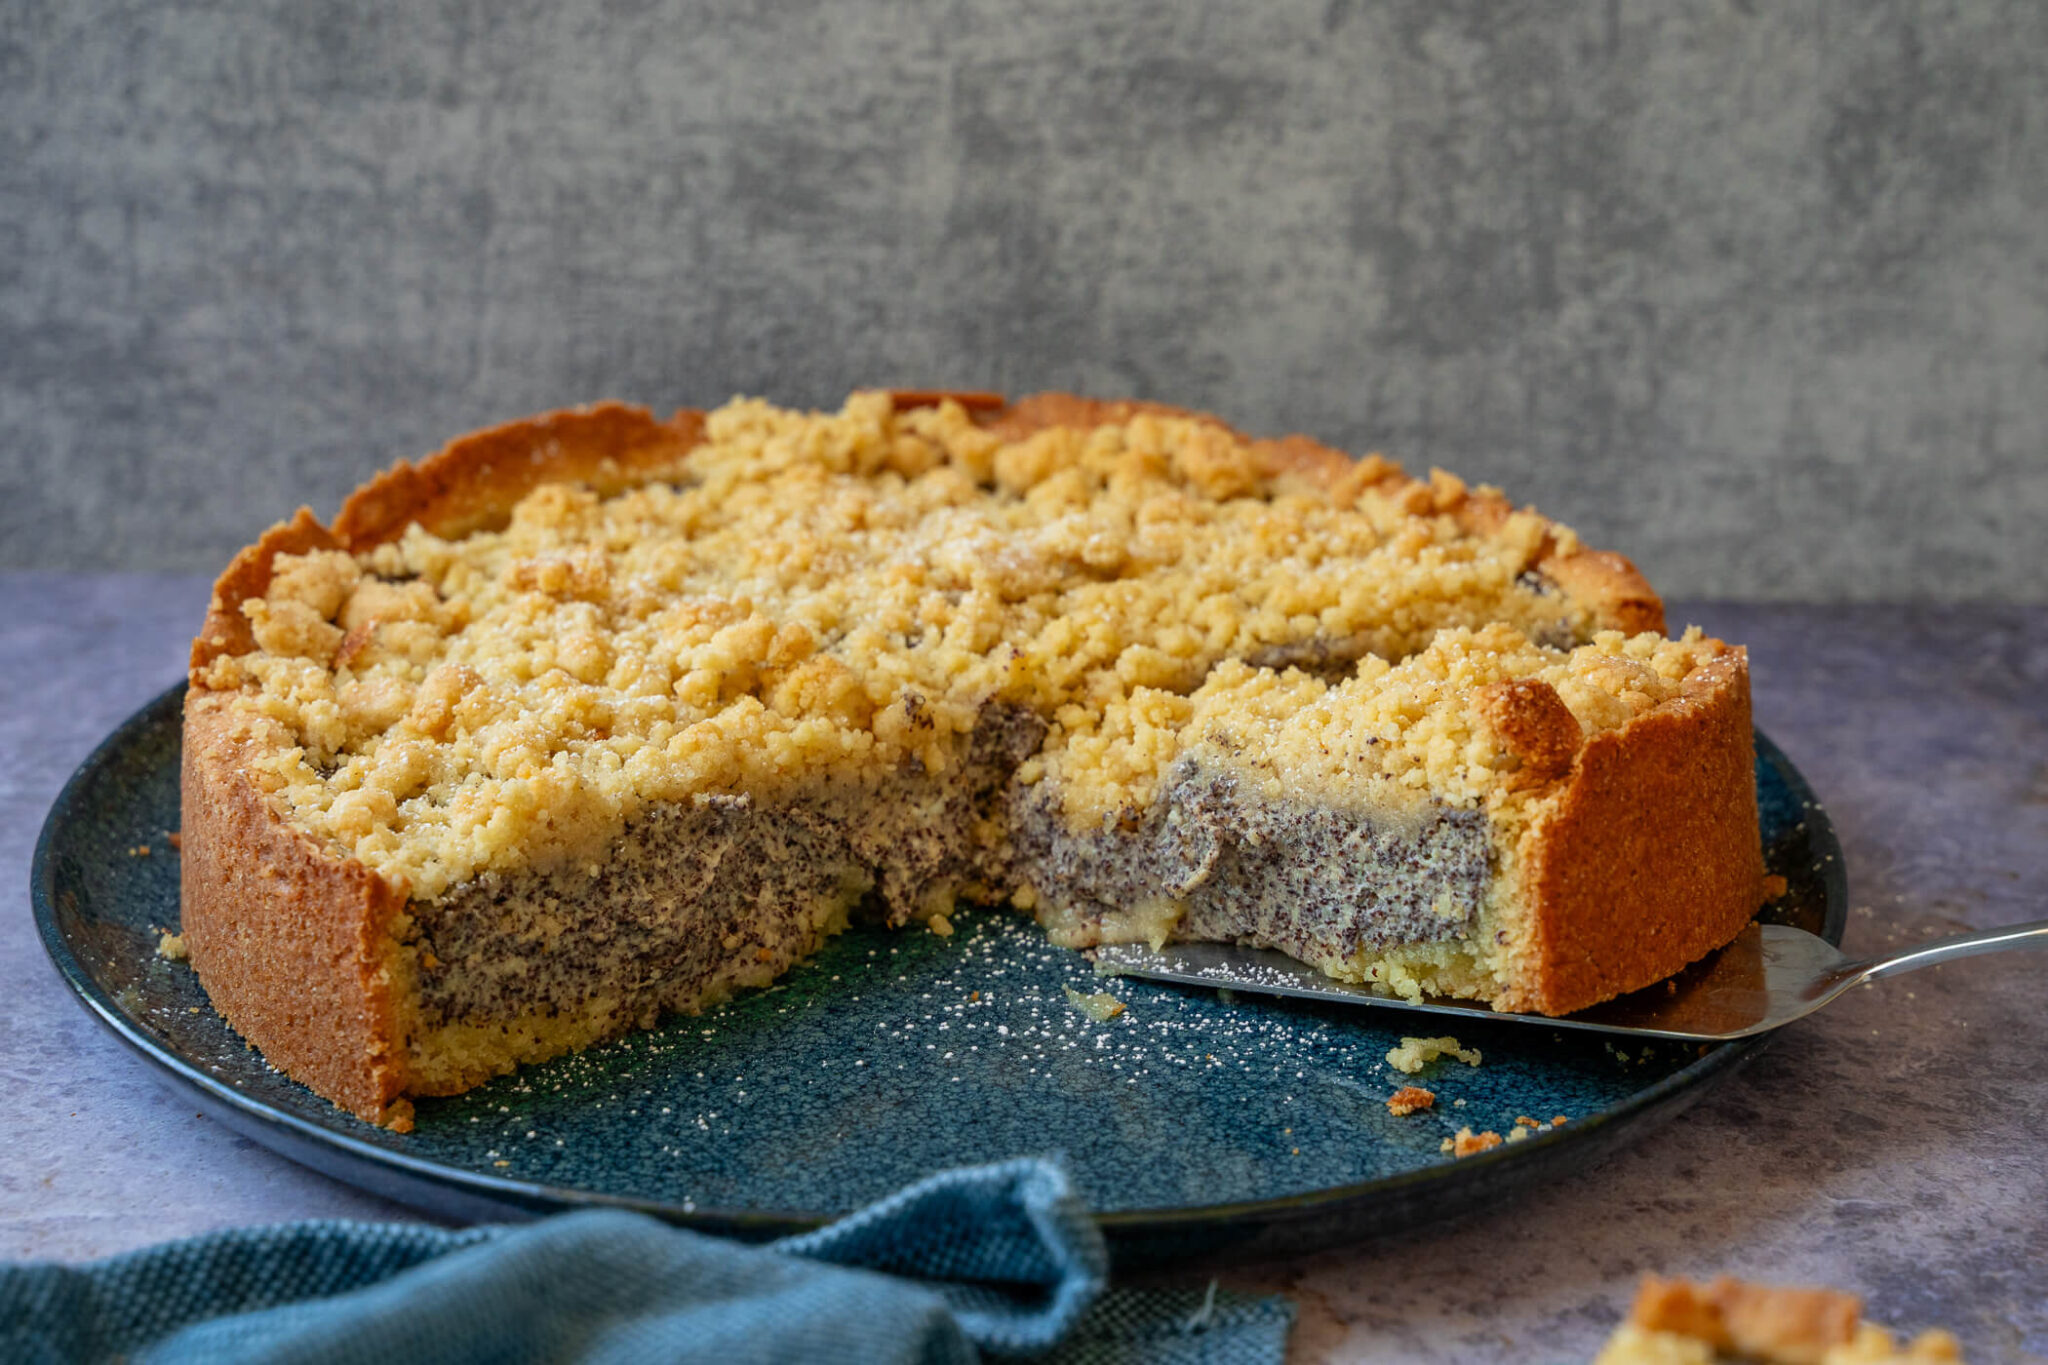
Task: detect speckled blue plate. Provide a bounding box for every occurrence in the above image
[35,684,1844,1267]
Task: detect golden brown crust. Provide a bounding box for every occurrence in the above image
[1541,547,1665,636]
[333,402,702,549]
[1452,484,1665,635]
[972,391,1234,445]
[978,391,1365,485]
[1474,678,1584,788]
[190,509,343,677]
[191,405,706,688]
[880,388,1007,413]
[179,694,416,1130]
[1503,649,1762,1015]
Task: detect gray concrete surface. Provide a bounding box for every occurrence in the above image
[4,2,2047,595]
[3,576,2044,1361]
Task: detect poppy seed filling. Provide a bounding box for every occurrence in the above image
[405,702,1490,1033]
[1011,766,1489,959]
[406,703,1044,1029]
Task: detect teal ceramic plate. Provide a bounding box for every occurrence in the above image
[34,684,1844,1266]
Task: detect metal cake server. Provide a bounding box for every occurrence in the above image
[1091,916,2048,1041]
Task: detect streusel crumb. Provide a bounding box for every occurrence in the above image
[1386,1085,1435,1116]
[1595,1275,1965,1364]
[216,394,1728,901]
[1386,1036,1483,1074]
[1446,1127,1502,1157]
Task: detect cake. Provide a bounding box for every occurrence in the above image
[1594,1276,1965,1363]
[181,390,1765,1129]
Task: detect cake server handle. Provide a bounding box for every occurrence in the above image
[1845,916,2048,984]
[1091,916,2048,1041]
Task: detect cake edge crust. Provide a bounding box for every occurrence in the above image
[182,690,418,1131]
[180,390,1740,1127]
[1497,648,1761,1014]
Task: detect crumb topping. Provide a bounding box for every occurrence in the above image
[1443,1126,1503,1157]
[1034,621,1725,826]
[1597,1276,1966,1365]
[1386,1035,1483,1074]
[201,393,1721,901]
[1063,987,1128,1022]
[1386,1085,1435,1116]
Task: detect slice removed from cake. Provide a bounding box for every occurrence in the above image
[1011,622,1756,1014]
[181,391,1764,1128]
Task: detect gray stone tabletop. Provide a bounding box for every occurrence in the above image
[3,574,2043,1362]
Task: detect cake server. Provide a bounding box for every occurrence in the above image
[1090,916,2048,1041]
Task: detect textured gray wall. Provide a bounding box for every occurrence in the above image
[4,1,2045,598]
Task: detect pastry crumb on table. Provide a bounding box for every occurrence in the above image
[1593,1275,1965,1364]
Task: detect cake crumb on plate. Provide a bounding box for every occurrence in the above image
[1386,1085,1435,1116]
[1063,987,1126,1021]
[1387,1036,1482,1074]
[1442,1126,1502,1157]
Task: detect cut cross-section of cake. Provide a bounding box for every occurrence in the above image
[181,391,1765,1129]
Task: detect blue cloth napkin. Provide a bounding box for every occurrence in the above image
[1,1158,1293,1364]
